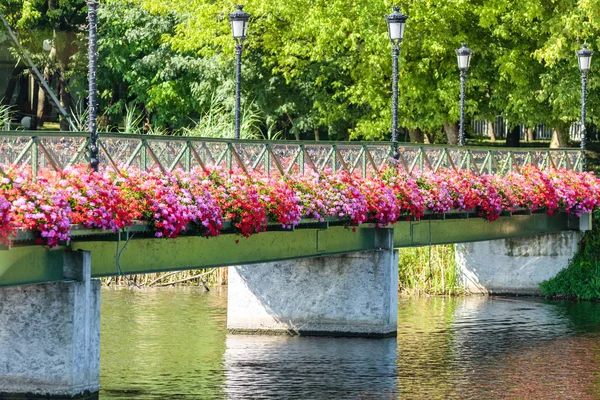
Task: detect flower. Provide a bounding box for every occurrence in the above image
[0,163,597,246]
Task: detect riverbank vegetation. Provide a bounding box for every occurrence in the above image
[398,245,463,296]
[540,209,600,300]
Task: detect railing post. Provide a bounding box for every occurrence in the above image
[299,144,305,175]
[362,145,368,178]
[264,144,271,176]
[31,136,38,182]
[331,145,337,171]
[226,143,233,171]
[140,139,147,171]
[185,141,191,171]
[466,150,471,171]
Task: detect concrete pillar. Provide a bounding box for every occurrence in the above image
[0,251,100,398]
[227,249,399,337]
[456,231,583,295]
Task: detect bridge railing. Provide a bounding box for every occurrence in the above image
[0,131,584,177]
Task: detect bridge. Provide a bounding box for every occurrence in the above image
[0,131,592,397]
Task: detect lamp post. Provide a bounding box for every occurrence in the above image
[385,6,408,160]
[87,0,99,171]
[577,44,593,154]
[456,43,473,146]
[229,5,250,140]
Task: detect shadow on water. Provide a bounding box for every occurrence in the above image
[223,335,398,399]
[98,288,600,400]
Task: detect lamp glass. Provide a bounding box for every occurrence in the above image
[388,21,405,42]
[231,19,248,39]
[457,53,471,70]
[579,54,592,72]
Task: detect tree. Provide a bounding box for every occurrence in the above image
[1,0,88,129]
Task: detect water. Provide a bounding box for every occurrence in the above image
[100,288,600,399]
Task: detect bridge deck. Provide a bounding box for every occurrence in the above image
[0,212,585,288]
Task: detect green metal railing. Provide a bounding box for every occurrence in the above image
[0,131,584,177]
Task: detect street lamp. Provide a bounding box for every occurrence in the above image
[229,5,250,140]
[577,44,593,152]
[87,0,99,171]
[385,6,408,160]
[456,43,473,146]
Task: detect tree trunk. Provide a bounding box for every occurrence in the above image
[36,45,56,127]
[443,121,459,145]
[30,81,39,130]
[2,67,23,106]
[505,125,521,147]
[408,128,425,143]
[313,128,320,141]
[488,120,496,142]
[16,73,31,116]
[526,127,534,142]
[550,128,568,148]
[57,31,77,131]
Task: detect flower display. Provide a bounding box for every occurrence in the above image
[289,171,368,225]
[0,163,598,247]
[1,166,71,247]
[57,166,134,231]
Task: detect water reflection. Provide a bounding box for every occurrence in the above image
[223,335,398,399]
[396,296,600,399]
[100,287,228,399]
[100,289,600,399]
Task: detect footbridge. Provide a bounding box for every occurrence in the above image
[0,131,591,397]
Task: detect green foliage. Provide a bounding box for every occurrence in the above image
[398,245,463,295]
[3,0,599,141]
[540,209,600,300]
[0,103,13,130]
[180,94,262,139]
[69,102,89,132]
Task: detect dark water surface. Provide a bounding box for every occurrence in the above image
[100,288,600,399]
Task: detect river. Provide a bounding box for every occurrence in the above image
[100,287,600,399]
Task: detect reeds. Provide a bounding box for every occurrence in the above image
[398,245,464,296]
[102,268,228,288]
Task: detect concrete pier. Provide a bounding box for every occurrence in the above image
[456,231,583,295]
[227,248,399,337]
[0,251,100,398]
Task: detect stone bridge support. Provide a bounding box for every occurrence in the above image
[227,231,398,337]
[0,251,100,398]
[456,231,583,295]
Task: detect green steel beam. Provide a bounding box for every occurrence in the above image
[0,213,586,288]
[0,246,66,287]
[392,212,579,247]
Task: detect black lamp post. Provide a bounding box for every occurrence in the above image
[87,0,99,171]
[456,43,473,146]
[577,44,593,153]
[385,6,408,160]
[229,5,250,140]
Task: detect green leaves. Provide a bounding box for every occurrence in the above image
[3,0,598,140]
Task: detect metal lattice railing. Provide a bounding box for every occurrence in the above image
[0,131,585,178]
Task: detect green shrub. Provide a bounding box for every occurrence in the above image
[540,209,600,300]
